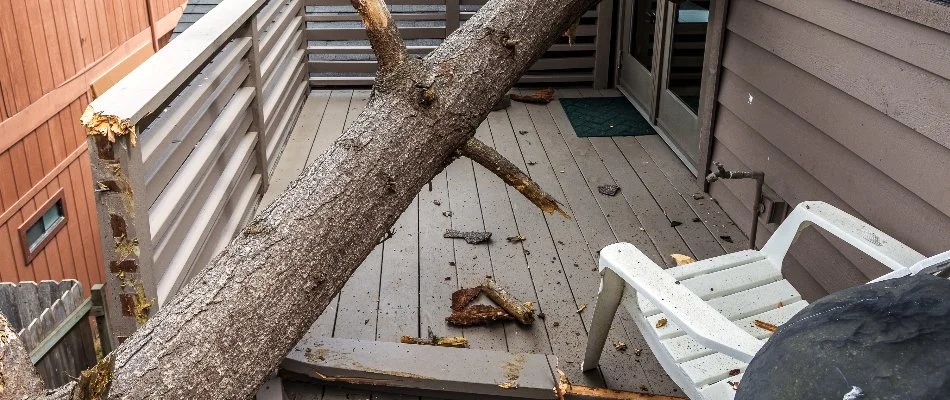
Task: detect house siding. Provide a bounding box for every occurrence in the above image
[0,1,187,290]
[709,0,950,299]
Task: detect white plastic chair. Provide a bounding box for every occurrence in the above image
[581,201,950,399]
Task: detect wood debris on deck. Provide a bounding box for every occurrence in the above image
[267,88,748,399]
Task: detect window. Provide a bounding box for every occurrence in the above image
[19,189,67,263]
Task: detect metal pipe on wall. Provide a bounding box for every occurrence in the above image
[145,0,160,52]
[706,161,765,250]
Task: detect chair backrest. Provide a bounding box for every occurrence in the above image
[870,249,950,283]
[910,249,950,276]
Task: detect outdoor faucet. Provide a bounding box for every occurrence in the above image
[706,161,765,250]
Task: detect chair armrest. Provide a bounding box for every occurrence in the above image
[760,201,924,273]
[600,243,763,363]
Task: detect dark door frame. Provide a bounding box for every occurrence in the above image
[610,0,731,188]
[694,0,731,190]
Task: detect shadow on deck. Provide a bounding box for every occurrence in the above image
[265,88,748,399]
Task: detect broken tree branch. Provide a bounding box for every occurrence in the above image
[0,313,44,399]
[349,0,407,77]
[459,138,570,218]
[482,278,535,325]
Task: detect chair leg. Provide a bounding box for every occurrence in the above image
[582,269,625,371]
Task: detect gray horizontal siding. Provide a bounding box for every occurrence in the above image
[710,0,950,299]
[172,0,223,37]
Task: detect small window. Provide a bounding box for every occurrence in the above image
[19,189,67,263]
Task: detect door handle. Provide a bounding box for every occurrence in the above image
[646,10,656,23]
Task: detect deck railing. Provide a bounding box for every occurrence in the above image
[305,0,614,87]
[82,0,308,339]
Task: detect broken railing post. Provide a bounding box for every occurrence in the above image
[90,284,115,355]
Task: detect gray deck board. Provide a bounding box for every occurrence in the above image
[377,196,420,342]
[502,91,610,389]
[476,114,552,355]
[273,89,748,399]
[417,170,463,339]
[444,131,508,351]
[635,135,748,253]
[614,137,724,260]
[516,89,672,394]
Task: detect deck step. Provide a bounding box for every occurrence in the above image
[282,337,559,399]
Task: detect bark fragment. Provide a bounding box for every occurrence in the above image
[506,235,526,243]
[451,287,483,311]
[753,320,778,332]
[671,254,695,266]
[446,305,515,326]
[598,185,620,196]
[444,229,492,244]
[510,88,556,104]
[481,278,535,325]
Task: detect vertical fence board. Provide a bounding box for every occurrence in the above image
[0,280,96,388]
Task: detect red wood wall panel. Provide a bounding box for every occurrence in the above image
[0,0,187,289]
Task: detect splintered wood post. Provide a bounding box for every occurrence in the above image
[90,284,115,356]
[482,278,535,325]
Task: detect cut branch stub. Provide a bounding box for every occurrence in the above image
[349,0,407,77]
[482,278,535,325]
[459,138,569,219]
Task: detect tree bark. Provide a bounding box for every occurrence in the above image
[0,313,44,399]
[56,0,600,398]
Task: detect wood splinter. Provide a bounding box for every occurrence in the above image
[555,368,683,400]
[459,138,569,218]
[400,335,469,348]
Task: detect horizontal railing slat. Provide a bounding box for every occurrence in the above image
[265,64,307,140]
[86,0,268,123]
[265,51,307,121]
[157,130,260,303]
[141,38,252,168]
[263,21,304,83]
[255,0,287,36]
[307,26,447,40]
[150,89,256,250]
[145,60,252,207]
[260,0,303,57]
[266,80,308,168]
[307,12,447,22]
[183,172,264,294]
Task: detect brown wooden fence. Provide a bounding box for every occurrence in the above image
[82,0,308,339]
[304,0,614,87]
[0,280,113,388]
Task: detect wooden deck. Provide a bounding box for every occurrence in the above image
[263,88,749,399]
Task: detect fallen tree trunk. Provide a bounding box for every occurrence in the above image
[50,0,598,397]
[0,313,44,399]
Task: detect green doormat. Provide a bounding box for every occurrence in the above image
[559,96,657,137]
